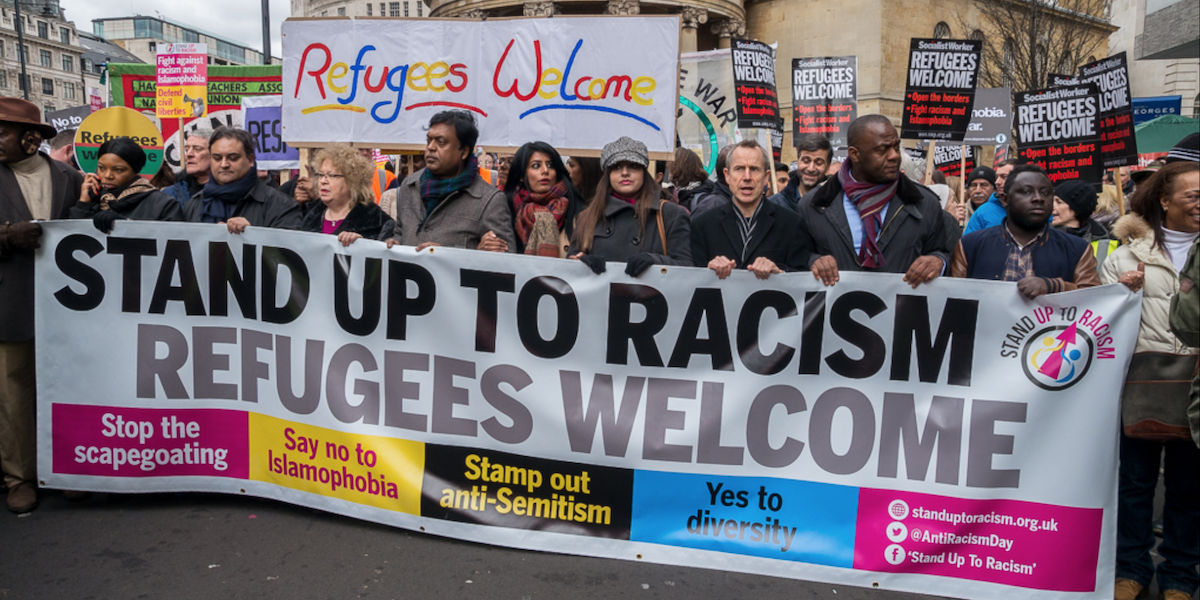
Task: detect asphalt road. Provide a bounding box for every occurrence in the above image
[2,490,961,600]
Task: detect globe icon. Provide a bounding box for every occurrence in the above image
[888,500,909,520]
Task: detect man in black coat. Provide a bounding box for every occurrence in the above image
[183,127,300,231]
[691,140,809,279]
[0,98,83,513]
[796,114,949,288]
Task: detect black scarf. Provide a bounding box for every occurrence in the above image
[199,170,258,224]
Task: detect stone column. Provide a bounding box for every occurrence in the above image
[523,1,557,16]
[679,7,707,54]
[711,18,745,49]
[605,0,640,14]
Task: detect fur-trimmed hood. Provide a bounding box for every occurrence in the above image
[1111,213,1153,245]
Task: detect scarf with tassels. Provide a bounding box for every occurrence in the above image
[514,180,569,256]
[419,155,478,220]
[838,161,897,269]
[97,177,156,211]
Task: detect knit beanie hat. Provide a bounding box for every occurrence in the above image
[601,136,649,171]
[1054,178,1098,222]
[966,166,996,186]
[1165,132,1199,164]
[97,136,148,173]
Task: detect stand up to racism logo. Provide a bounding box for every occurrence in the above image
[1021,322,1095,391]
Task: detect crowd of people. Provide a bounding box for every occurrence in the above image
[1,95,1198,599]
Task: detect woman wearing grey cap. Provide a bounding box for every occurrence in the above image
[568,137,692,276]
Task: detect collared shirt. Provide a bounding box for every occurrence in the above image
[842,192,890,254]
[1000,221,1049,282]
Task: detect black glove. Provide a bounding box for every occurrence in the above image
[625,253,657,277]
[92,210,124,234]
[579,254,607,275]
[0,222,43,251]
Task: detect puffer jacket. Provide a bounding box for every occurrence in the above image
[1100,214,1198,355]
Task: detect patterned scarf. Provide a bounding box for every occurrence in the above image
[420,155,478,220]
[736,200,763,264]
[97,177,156,211]
[838,161,898,269]
[612,191,639,205]
[514,180,569,256]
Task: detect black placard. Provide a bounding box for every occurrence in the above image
[731,38,780,131]
[901,38,983,141]
[421,444,633,539]
[1047,73,1080,88]
[1014,84,1104,184]
[933,144,976,178]
[1077,53,1138,168]
[791,56,857,148]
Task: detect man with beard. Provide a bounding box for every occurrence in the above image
[183,127,300,231]
[951,164,1100,299]
[0,98,83,513]
[768,134,832,212]
[964,159,1017,234]
[797,114,949,288]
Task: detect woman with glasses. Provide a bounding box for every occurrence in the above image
[300,144,393,246]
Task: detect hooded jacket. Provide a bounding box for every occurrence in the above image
[1100,214,1198,355]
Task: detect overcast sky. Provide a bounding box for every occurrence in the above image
[59,0,291,58]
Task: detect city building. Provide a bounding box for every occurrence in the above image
[1109,0,1198,117]
[0,0,85,113]
[292,0,431,19]
[78,31,143,103]
[91,16,275,66]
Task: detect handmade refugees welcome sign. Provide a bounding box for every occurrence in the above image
[37,222,1139,600]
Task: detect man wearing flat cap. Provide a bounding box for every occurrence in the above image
[0,98,83,513]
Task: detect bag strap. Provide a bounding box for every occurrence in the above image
[656,200,668,256]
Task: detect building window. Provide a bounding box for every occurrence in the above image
[0,72,7,88]
[337,7,345,15]
[367,3,372,15]
[44,104,55,113]
[1001,39,1015,87]
[389,2,400,16]
[933,22,950,39]
[37,21,47,38]
[404,2,409,16]
[40,49,52,67]
[42,77,53,95]
[321,10,327,15]
[18,74,29,92]
[380,3,386,16]
[18,44,28,63]
[417,1,422,16]
[1193,94,1200,118]
[62,55,73,72]
[149,41,156,52]
[64,82,75,99]
[60,27,70,44]
[82,58,92,72]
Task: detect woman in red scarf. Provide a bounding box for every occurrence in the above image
[503,141,587,257]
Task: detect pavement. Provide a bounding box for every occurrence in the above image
[2,489,959,600]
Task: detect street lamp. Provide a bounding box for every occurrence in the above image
[12,0,30,100]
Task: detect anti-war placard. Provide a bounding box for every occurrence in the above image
[901,39,982,141]
[791,56,857,148]
[1015,84,1103,183]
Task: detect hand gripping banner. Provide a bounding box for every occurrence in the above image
[37,222,1140,600]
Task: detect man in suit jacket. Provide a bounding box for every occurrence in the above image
[691,140,809,279]
[796,114,949,288]
[0,98,83,513]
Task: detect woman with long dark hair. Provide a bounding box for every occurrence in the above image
[71,137,183,232]
[568,137,692,276]
[1101,161,1199,600]
[503,141,587,257]
[670,147,713,212]
[566,155,602,202]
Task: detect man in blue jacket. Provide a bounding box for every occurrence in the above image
[963,158,1017,234]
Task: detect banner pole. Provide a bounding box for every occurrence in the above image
[959,144,967,225]
[178,117,184,175]
[1114,167,1125,216]
[924,140,937,185]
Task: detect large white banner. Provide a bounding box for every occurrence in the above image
[281,17,679,154]
[37,221,1140,600]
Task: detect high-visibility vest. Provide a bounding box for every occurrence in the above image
[371,168,396,203]
[1091,239,1119,271]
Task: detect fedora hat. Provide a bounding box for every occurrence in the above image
[0,97,59,140]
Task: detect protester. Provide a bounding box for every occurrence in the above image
[71,137,184,233]
[183,127,301,232]
[1166,132,1199,164]
[1169,236,1200,448]
[797,114,949,289]
[1100,161,1200,600]
[48,128,76,167]
[149,163,176,190]
[300,145,393,246]
[567,155,602,202]
[496,153,513,190]
[826,160,840,178]
[386,111,514,252]
[0,98,84,513]
[690,144,735,217]
[568,136,692,275]
[357,148,396,202]
[962,166,996,219]
[772,162,789,193]
[768,134,832,213]
[503,141,586,257]
[1094,184,1123,228]
[164,128,213,208]
[482,153,495,170]
[691,140,808,279]
[963,159,1017,234]
[951,164,1100,299]
[1050,178,1118,269]
[670,148,714,213]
